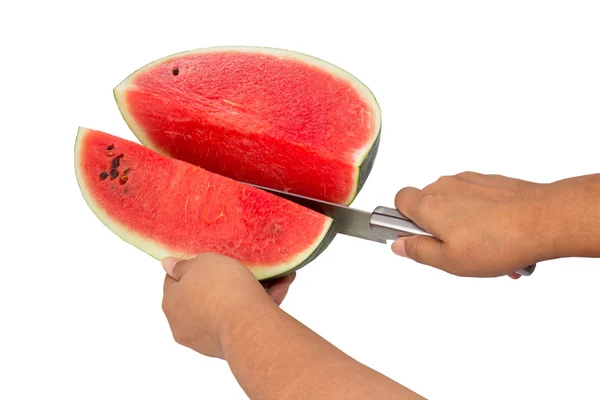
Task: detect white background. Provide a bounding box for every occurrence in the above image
[2,1,599,399]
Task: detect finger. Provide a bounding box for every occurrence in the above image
[269,285,290,306]
[265,272,296,304]
[261,280,274,291]
[507,272,521,280]
[392,235,447,270]
[163,273,178,293]
[163,257,199,281]
[261,274,287,291]
[263,271,296,288]
[394,187,423,220]
[267,272,296,305]
[162,257,184,279]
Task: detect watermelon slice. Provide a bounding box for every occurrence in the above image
[74,127,336,280]
[114,46,381,205]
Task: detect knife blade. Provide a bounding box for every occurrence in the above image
[247,183,536,277]
[246,183,430,243]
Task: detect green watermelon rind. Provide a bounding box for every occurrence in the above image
[74,126,338,281]
[355,124,381,199]
[113,45,382,206]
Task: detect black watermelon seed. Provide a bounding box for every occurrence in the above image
[110,169,119,179]
[107,144,114,151]
[111,157,121,169]
[100,171,108,180]
[172,68,179,76]
[124,168,131,175]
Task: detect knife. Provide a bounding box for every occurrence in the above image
[248,183,536,277]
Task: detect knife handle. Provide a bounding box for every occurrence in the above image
[369,206,536,277]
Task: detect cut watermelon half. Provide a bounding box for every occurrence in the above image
[114,46,381,205]
[74,127,336,280]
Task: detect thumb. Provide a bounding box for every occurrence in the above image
[392,235,447,269]
[161,257,190,281]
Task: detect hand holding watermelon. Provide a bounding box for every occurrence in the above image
[161,253,289,359]
[160,252,424,399]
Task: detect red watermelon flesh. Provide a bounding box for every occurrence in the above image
[114,47,381,205]
[75,127,335,280]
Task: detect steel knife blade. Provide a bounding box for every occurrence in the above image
[246,183,427,244]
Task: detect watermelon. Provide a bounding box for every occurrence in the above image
[114,46,381,205]
[74,127,336,280]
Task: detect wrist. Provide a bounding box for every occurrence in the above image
[182,269,275,358]
[216,287,280,360]
[537,175,600,259]
[530,181,576,261]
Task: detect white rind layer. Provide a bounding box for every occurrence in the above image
[114,46,382,205]
[74,126,334,280]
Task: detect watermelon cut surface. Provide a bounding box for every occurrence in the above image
[74,127,335,280]
[114,46,381,205]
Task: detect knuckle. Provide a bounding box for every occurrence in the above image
[437,174,461,187]
[436,175,452,184]
[407,235,424,261]
[425,175,455,193]
[456,171,476,178]
[394,187,420,215]
[394,188,409,208]
[421,183,436,194]
[422,180,445,195]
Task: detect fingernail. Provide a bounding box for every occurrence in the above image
[392,238,407,257]
[161,257,181,277]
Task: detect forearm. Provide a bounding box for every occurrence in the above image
[544,174,600,259]
[218,292,423,400]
